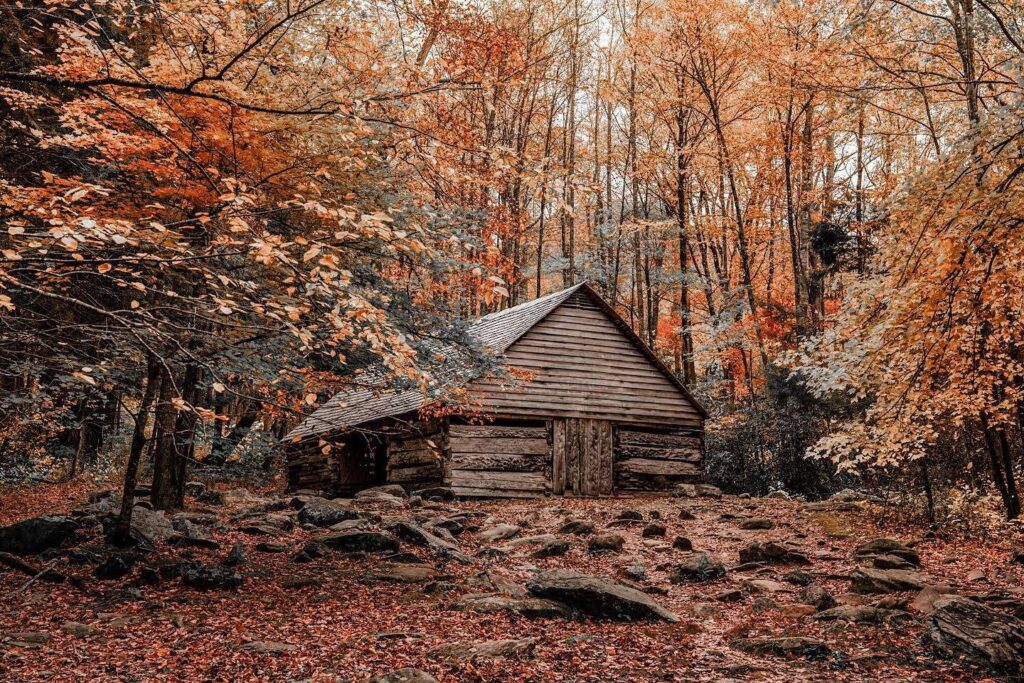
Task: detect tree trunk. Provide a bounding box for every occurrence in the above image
[113,353,161,545]
[150,365,180,511]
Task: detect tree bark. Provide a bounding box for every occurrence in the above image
[113,353,161,545]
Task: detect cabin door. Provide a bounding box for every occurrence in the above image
[552,418,613,496]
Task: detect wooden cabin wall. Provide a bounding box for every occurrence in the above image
[468,291,703,428]
[286,431,384,494]
[449,422,550,498]
[614,427,703,491]
[286,437,338,492]
[385,419,448,491]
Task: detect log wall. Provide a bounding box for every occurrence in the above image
[449,423,550,498]
[613,427,703,491]
[385,421,448,492]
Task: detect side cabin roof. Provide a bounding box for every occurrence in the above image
[286,282,705,441]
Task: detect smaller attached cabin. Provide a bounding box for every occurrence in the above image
[284,283,706,497]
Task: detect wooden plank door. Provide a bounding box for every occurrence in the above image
[552,418,612,496]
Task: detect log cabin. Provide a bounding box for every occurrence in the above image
[284,282,707,498]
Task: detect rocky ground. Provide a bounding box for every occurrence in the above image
[1,482,1024,682]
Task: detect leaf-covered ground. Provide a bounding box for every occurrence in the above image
[1,482,1021,682]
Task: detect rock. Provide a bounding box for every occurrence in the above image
[641,523,666,538]
[224,542,247,567]
[672,536,693,551]
[910,585,958,614]
[850,567,928,594]
[868,553,917,570]
[61,622,99,638]
[781,604,818,618]
[138,567,161,585]
[469,570,528,597]
[678,508,696,520]
[696,484,723,498]
[739,518,774,530]
[386,520,470,563]
[197,490,226,506]
[241,641,299,654]
[356,484,408,499]
[417,487,455,502]
[527,569,678,622]
[297,498,359,527]
[184,482,206,497]
[454,594,572,619]
[925,595,1024,673]
[94,553,138,580]
[532,538,570,558]
[798,584,837,611]
[624,563,647,582]
[813,605,910,624]
[669,552,727,583]
[559,519,595,535]
[478,524,521,542]
[739,542,810,565]
[5,631,53,646]
[166,534,221,551]
[588,534,625,553]
[368,564,437,584]
[254,542,289,553]
[830,489,883,504]
[731,636,831,659]
[127,507,175,545]
[715,589,744,602]
[745,579,792,594]
[616,510,644,521]
[282,576,323,589]
[0,516,79,555]
[360,668,439,683]
[180,562,243,590]
[854,538,920,567]
[765,490,790,500]
[967,567,988,583]
[783,570,814,586]
[318,530,400,554]
[430,638,537,661]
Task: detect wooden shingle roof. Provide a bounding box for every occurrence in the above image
[286,284,586,440]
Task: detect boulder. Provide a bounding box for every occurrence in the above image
[356,485,407,499]
[910,585,958,614]
[588,534,625,554]
[813,605,911,624]
[672,536,693,551]
[798,584,837,611]
[925,595,1024,673]
[180,562,243,590]
[850,567,928,594]
[739,518,774,530]
[478,524,521,542]
[532,538,570,558]
[783,570,814,586]
[669,552,727,583]
[360,669,439,683]
[731,636,831,659]
[430,638,537,661]
[559,519,595,536]
[127,507,175,545]
[318,530,400,554]
[739,542,810,565]
[386,520,470,563]
[94,553,139,580]
[641,523,667,538]
[454,594,572,619]
[0,516,79,555]
[527,569,678,622]
[297,498,359,527]
[854,538,920,567]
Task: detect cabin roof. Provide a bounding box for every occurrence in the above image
[286,282,704,441]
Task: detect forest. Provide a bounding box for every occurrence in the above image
[1,0,1024,680]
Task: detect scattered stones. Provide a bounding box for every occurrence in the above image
[798,584,837,611]
[527,569,678,622]
[478,524,522,542]
[783,570,814,586]
[642,523,666,538]
[738,542,810,566]
[745,579,792,595]
[739,518,774,530]
[360,668,438,683]
[180,562,243,590]
[317,530,400,554]
[850,567,928,594]
[678,508,696,521]
[668,553,727,583]
[356,485,407,500]
[224,542,246,567]
[417,487,455,502]
[297,498,359,527]
[430,638,537,661]
[616,510,644,521]
[814,605,910,624]
[588,534,625,554]
[731,636,832,660]
[0,516,78,555]
[532,538,570,558]
[241,641,299,654]
[781,604,818,618]
[925,595,1024,673]
[715,589,744,602]
[559,519,595,536]
[672,536,693,551]
[127,507,175,545]
[624,563,647,582]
